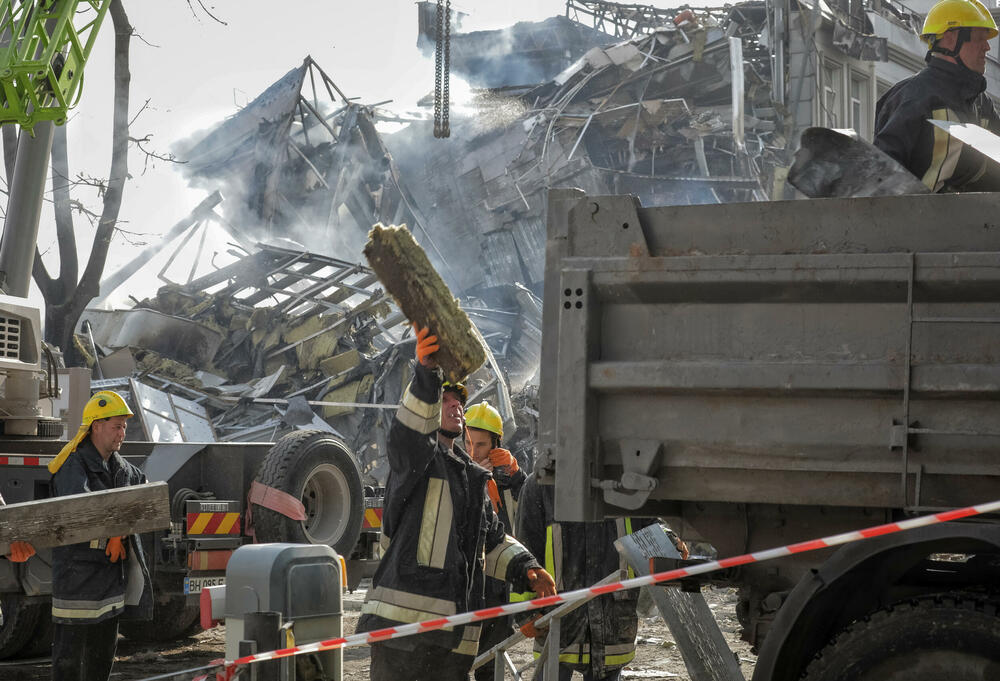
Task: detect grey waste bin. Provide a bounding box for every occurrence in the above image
[225,543,342,678]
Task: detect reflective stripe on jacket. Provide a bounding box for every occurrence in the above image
[484,465,527,610]
[356,363,540,657]
[514,473,655,674]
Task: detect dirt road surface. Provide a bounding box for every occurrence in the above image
[1,585,755,681]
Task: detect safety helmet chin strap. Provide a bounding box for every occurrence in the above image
[929,26,973,68]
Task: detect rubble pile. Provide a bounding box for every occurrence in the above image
[81,243,541,485]
[387,2,780,297]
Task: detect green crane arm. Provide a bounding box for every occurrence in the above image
[0,0,111,132]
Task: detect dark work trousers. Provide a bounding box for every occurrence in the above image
[52,617,119,681]
[474,615,513,681]
[557,667,622,681]
[371,641,472,681]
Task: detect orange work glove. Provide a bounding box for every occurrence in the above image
[8,541,34,563]
[106,536,126,563]
[413,323,439,367]
[519,614,547,639]
[526,567,557,598]
[488,448,518,474]
[486,479,501,513]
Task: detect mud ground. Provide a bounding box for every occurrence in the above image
[1,585,755,681]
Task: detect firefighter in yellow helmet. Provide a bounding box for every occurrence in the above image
[463,400,526,681]
[48,391,153,681]
[874,0,1000,191]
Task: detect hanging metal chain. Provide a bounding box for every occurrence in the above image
[433,0,443,137]
[433,0,451,138]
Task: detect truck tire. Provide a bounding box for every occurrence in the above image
[803,593,1000,681]
[119,595,200,642]
[20,606,53,657]
[0,594,43,659]
[253,431,364,556]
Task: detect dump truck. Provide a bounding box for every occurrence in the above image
[538,187,1000,680]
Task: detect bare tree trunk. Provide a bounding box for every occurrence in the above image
[30,0,131,359]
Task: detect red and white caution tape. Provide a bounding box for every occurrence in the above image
[205,498,1000,680]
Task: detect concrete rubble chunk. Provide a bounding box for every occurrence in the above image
[364,223,487,383]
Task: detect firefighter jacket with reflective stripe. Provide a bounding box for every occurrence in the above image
[874,57,1000,192]
[514,473,656,676]
[357,363,540,656]
[484,466,526,608]
[50,439,153,624]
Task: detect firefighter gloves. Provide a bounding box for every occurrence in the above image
[105,536,126,563]
[413,323,440,367]
[8,541,34,562]
[519,614,547,638]
[489,447,519,474]
[526,567,557,598]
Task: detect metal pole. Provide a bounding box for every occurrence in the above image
[773,0,786,107]
[243,611,284,681]
[0,122,55,296]
[729,37,745,153]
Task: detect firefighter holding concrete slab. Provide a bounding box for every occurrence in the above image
[357,324,556,681]
[47,391,152,681]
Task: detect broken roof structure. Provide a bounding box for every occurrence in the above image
[175,57,455,284]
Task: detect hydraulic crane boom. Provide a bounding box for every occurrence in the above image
[0,0,111,130]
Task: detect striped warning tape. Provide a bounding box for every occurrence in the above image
[176,497,1000,681]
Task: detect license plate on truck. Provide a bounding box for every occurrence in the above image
[184,575,225,595]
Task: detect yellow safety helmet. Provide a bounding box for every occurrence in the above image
[48,391,133,474]
[442,381,468,406]
[465,401,503,439]
[921,0,998,46]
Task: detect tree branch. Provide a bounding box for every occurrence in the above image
[75,0,131,303]
[50,124,78,297]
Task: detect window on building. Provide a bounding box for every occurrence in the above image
[822,61,841,128]
[850,72,871,140]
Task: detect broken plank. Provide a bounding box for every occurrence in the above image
[0,482,171,552]
[616,525,745,681]
[364,223,486,382]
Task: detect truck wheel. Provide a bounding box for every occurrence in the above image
[119,595,200,642]
[0,594,42,659]
[20,605,53,657]
[803,594,1000,680]
[253,430,364,556]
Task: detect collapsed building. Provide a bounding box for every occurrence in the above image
[77,0,973,484]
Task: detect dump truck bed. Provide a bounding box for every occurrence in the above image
[540,189,1000,524]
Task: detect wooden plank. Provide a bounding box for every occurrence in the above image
[364,223,486,383]
[616,525,745,681]
[0,482,171,552]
